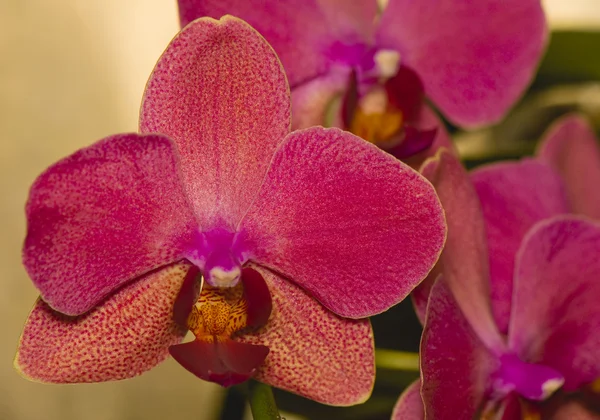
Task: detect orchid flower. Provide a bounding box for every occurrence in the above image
[394,146,600,419]
[178,0,547,162]
[14,17,446,406]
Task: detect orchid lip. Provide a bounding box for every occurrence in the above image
[492,354,565,401]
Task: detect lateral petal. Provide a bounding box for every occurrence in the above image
[240,127,446,318]
[23,133,196,315]
[15,262,194,383]
[392,380,425,420]
[376,0,547,126]
[509,216,600,391]
[237,266,375,406]
[471,159,570,333]
[420,279,499,420]
[420,150,503,350]
[537,114,600,220]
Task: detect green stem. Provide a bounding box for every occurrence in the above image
[375,349,420,372]
[248,381,281,420]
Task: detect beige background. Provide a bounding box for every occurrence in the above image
[1,1,599,420]
[0,1,223,419]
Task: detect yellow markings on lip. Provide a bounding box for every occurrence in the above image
[591,377,600,393]
[187,283,249,341]
[349,107,403,145]
[349,86,403,145]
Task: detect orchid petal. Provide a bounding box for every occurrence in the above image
[420,150,503,350]
[237,266,375,406]
[509,216,600,391]
[420,278,499,420]
[140,16,290,230]
[376,0,547,127]
[241,267,272,328]
[240,127,446,318]
[392,380,425,420]
[14,262,193,383]
[402,106,455,170]
[411,271,439,326]
[22,133,196,315]
[169,339,269,387]
[178,1,378,87]
[471,160,570,334]
[537,114,600,219]
[291,69,349,130]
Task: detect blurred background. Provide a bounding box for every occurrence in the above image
[0,1,599,419]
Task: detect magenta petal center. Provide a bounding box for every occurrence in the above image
[185,228,252,288]
[493,354,564,401]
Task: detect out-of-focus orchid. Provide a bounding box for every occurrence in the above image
[178,0,547,162]
[15,17,446,405]
[394,147,600,419]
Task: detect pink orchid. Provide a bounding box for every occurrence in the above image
[14,17,446,406]
[394,121,600,419]
[178,0,547,162]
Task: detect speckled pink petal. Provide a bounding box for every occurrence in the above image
[23,133,197,315]
[178,1,378,87]
[392,380,425,420]
[240,127,446,318]
[420,278,499,420]
[509,216,600,392]
[537,114,600,219]
[471,160,569,334]
[291,69,350,130]
[376,0,547,127]
[140,17,290,230]
[15,262,193,383]
[420,150,503,351]
[236,265,375,406]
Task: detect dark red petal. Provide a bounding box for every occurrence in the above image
[172,265,201,327]
[241,267,272,328]
[341,69,359,128]
[170,339,269,387]
[385,126,437,159]
[384,65,425,122]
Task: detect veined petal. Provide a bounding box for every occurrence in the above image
[421,150,503,351]
[14,262,193,383]
[178,0,378,87]
[376,0,547,127]
[23,133,196,315]
[240,127,446,318]
[140,16,290,230]
[392,380,425,420]
[236,266,375,406]
[509,216,600,391]
[420,279,500,420]
[537,114,600,220]
[471,160,570,334]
